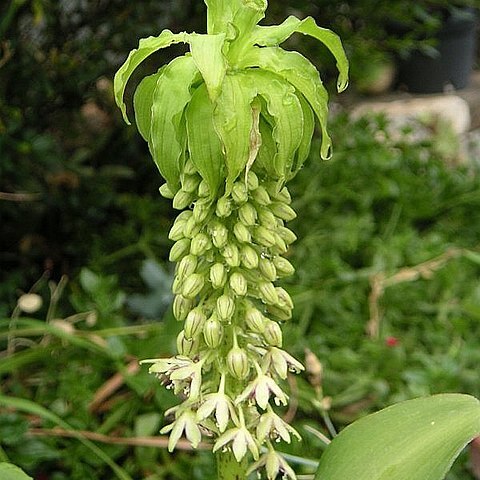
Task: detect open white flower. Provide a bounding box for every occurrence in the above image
[247,448,297,480]
[263,347,304,379]
[256,407,301,444]
[161,409,201,451]
[213,424,259,462]
[169,357,206,399]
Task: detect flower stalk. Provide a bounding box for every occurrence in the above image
[114,0,348,478]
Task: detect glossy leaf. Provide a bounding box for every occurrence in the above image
[290,93,314,179]
[189,33,227,101]
[246,69,303,179]
[0,464,33,480]
[150,56,198,191]
[114,30,187,124]
[252,16,349,92]
[213,73,257,192]
[186,84,224,196]
[204,0,242,35]
[315,394,480,480]
[241,46,333,159]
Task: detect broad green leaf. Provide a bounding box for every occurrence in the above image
[133,69,163,142]
[189,33,227,101]
[213,73,257,192]
[114,30,187,124]
[315,394,480,480]
[252,16,349,92]
[241,46,332,159]
[255,116,277,178]
[186,84,224,196]
[0,463,33,480]
[289,93,314,179]
[150,56,198,191]
[246,69,303,179]
[204,0,242,35]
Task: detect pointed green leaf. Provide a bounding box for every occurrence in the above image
[241,46,332,159]
[0,464,33,480]
[252,16,349,92]
[245,69,303,180]
[189,33,227,101]
[315,394,480,480]
[205,0,242,35]
[149,56,199,191]
[114,30,187,124]
[133,68,164,142]
[290,93,314,179]
[255,116,277,178]
[213,73,257,192]
[186,84,224,196]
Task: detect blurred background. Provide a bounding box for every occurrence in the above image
[1,1,480,479]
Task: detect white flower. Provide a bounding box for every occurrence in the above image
[169,359,205,399]
[256,407,301,444]
[213,424,259,462]
[247,448,297,480]
[263,347,304,379]
[160,409,201,451]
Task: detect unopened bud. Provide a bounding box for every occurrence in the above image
[198,179,210,197]
[246,171,259,190]
[210,263,227,289]
[222,244,240,267]
[263,321,283,347]
[253,226,276,247]
[216,294,235,321]
[190,233,211,256]
[210,222,229,249]
[245,307,266,333]
[183,215,201,239]
[275,186,292,204]
[17,293,43,313]
[184,159,197,175]
[257,207,276,227]
[173,295,194,321]
[182,273,205,299]
[192,198,211,223]
[258,282,279,305]
[232,182,248,204]
[233,222,251,243]
[273,256,295,277]
[258,257,277,282]
[230,272,248,296]
[277,226,297,245]
[267,304,292,321]
[159,183,175,199]
[172,276,183,294]
[270,202,297,221]
[216,196,232,217]
[251,186,271,206]
[184,307,207,339]
[182,174,201,193]
[227,347,250,379]
[176,254,198,279]
[173,189,194,210]
[305,348,323,388]
[276,287,294,310]
[203,315,223,348]
[177,330,200,356]
[169,238,191,262]
[169,221,186,241]
[240,245,259,269]
[238,203,257,226]
[273,233,288,253]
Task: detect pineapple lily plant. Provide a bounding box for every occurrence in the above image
[113,1,480,479]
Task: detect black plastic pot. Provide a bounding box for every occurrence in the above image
[397,8,478,93]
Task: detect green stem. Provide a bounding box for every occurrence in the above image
[216,451,249,480]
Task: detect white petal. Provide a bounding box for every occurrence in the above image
[266,451,281,480]
[232,431,248,462]
[185,416,201,448]
[245,430,259,460]
[256,414,273,443]
[256,378,270,410]
[196,397,217,421]
[213,428,238,453]
[168,417,185,452]
[279,456,297,479]
[215,397,230,432]
[267,377,288,405]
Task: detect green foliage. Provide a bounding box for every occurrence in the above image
[0,463,33,480]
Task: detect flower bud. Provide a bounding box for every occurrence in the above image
[230,272,248,296]
[277,226,297,245]
[245,307,267,333]
[238,203,257,226]
[251,186,271,206]
[270,202,297,221]
[182,174,201,193]
[222,244,240,267]
[210,222,229,249]
[172,275,183,295]
[273,256,295,277]
[258,281,279,305]
[198,179,210,197]
[184,159,197,175]
[203,315,223,348]
[240,245,259,270]
[232,182,248,204]
[159,183,175,199]
[210,263,227,289]
[173,189,194,210]
[177,330,200,356]
[183,215,201,239]
[216,294,235,321]
[227,347,250,379]
[176,254,198,279]
[233,222,251,243]
[216,196,232,217]
[273,233,288,254]
[263,321,283,347]
[258,257,277,282]
[246,171,259,190]
[253,226,276,247]
[190,233,211,256]
[275,186,292,204]
[182,273,205,299]
[192,198,211,223]
[169,238,191,262]
[276,287,294,310]
[168,221,186,241]
[267,304,292,321]
[184,307,207,339]
[257,207,276,227]
[173,295,194,321]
